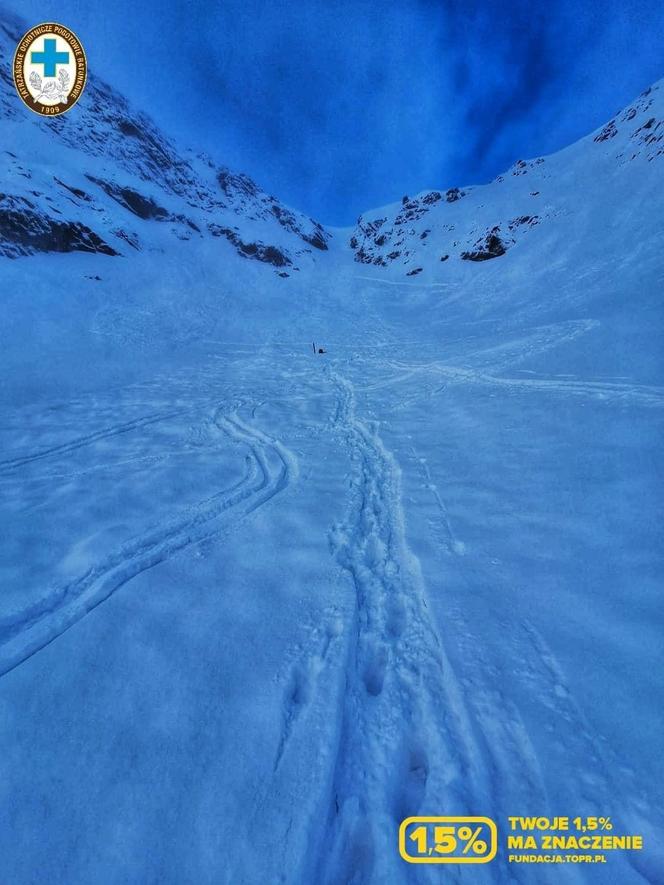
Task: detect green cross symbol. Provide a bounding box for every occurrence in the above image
[31,38,70,77]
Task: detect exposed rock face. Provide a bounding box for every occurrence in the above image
[268,201,329,250]
[53,177,93,202]
[208,224,292,268]
[461,230,506,262]
[601,86,664,161]
[348,186,479,272]
[594,121,618,143]
[0,194,119,258]
[85,176,170,220]
[213,166,330,252]
[445,187,465,202]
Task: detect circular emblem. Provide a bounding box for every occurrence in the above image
[13,23,87,116]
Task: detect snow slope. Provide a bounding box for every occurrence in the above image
[1,6,663,883]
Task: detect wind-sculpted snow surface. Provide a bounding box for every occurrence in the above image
[2,333,661,883]
[0,405,296,678]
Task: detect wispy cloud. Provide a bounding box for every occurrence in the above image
[13,0,664,223]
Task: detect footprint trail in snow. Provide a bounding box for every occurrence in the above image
[305,373,497,885]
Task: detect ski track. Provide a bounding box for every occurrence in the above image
[346,318,664,410]
[379,362,664,411]
[0,410,185,473]
[0,408,297,679]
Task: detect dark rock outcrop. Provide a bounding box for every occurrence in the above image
[208,223,291,268]
[461,230,506,262]
[86,176,169,220]
[0,194,119,258]
[594,121,618,143]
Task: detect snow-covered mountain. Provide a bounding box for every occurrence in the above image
[350,81,663,274]
[0,10,330,272]
[345,82,663,327]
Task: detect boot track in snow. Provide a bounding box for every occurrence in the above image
[308,372,494,885]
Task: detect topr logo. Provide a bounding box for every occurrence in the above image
[13,23,87,116]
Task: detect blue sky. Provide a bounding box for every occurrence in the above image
[14,0,664,224]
